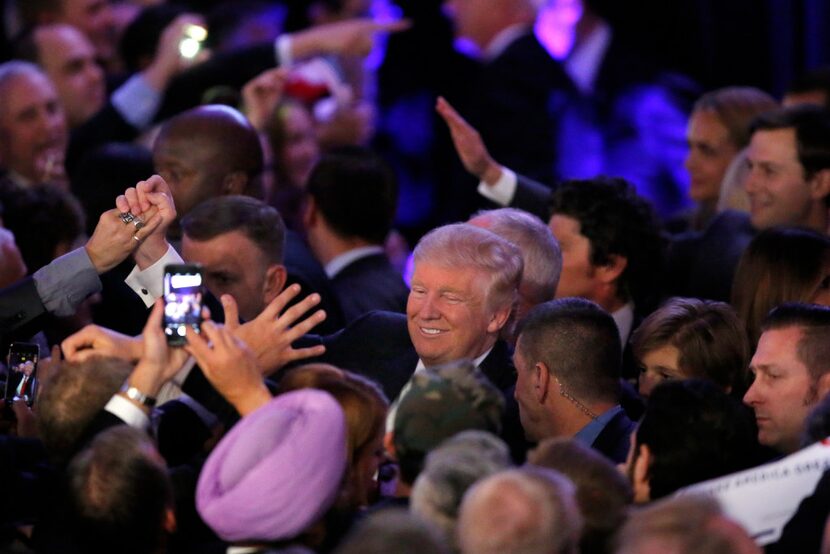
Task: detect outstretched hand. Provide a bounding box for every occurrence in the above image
[85,207,161,273]
[435,96,503,185]
[242,67,288,131]
[291,18,411,60]
[225,285,326,376]
[185,319,272,416]
[62,325,143,363]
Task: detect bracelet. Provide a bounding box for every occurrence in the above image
[120,385,157,407]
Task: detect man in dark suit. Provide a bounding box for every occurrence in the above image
[513,298,635,464]
[668,105,830,301]
[311,222,521,403]
[435,0,572,222]
[303,146,408,323]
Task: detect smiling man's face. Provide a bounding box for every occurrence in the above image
[407,262,504,367]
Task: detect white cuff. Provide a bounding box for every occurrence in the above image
[477,166,517,206]
[275,34,294,68]
[124,244,183,307]
[105,394,151,431]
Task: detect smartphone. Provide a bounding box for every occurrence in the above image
[179,24,207,60]
[4,342,39,407]
[163,264,204,346]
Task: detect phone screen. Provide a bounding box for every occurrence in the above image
[5,343,39,407]
[163,265,203,346]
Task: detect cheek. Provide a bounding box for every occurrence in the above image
[812,289,830,307]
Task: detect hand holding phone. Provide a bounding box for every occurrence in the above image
[163,264,204,346]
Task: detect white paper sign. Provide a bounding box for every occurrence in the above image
[676,439,830,545]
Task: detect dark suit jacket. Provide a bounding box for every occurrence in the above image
[284,231,346,336]
[591,409,637,464]
[0,278,45,341]
[332,253,409,323]
[309,310,516,402]
[437,30,573,222]
[665,210,756,302]
[310,310,528,461]
[766,468,830,554]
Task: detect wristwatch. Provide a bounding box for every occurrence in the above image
[120,384,157,407]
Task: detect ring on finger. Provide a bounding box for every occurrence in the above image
[119,212,135,224]
[132,218,145,231]
[132,235,141,242]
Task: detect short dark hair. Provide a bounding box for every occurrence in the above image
[635,379,758,499]
[549,177,666,310]
[181,195,286,265]
[631,297,750,394]
[306,146,398,244]
[517,298,621,404]
[750,105,830,181]
[68,425,173,554]
[761,303,830,382]
[0,182,85,272]
[787,66,830,109]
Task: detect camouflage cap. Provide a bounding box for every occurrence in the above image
[393,359,505,461]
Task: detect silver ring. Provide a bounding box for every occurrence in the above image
[133,235,140,242]
[119,212,135,224]
[132,218,145,231]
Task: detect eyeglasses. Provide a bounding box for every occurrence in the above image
[554,375,598,420]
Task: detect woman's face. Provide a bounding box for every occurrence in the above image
[638,344,684,398]
[354,429,386,506]
[279,104,319,188]
[684,109,739,204]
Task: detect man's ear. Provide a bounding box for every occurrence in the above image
[163,507,177,534]
[809,168,830,202]
[384,431,397,460]
[632,443,652,503]
[595,254,628,285]
[263,264,288,305]
[303,196,318,229]
[486,302,513,334]
[535,362,551,403]
[221,171,248,196]
[817,372,830,402]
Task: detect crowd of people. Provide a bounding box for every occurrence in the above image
[1,0,830,553]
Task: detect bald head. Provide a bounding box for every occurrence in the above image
[153,105,264,216]
[458,467,581,554]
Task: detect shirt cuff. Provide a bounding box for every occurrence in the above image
[105,394,151,431]
[477,166,517,206]
[275,34,294,68]
[33,247,102,316]
[111,73,162,129]
[124,244,183,308]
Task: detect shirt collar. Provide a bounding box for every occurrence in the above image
[324,245,385,278]
[415,347,494,373]
[612,302,635,345]
[484,23,532,61]
[564,20,612,93]
[573,404,623,446]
